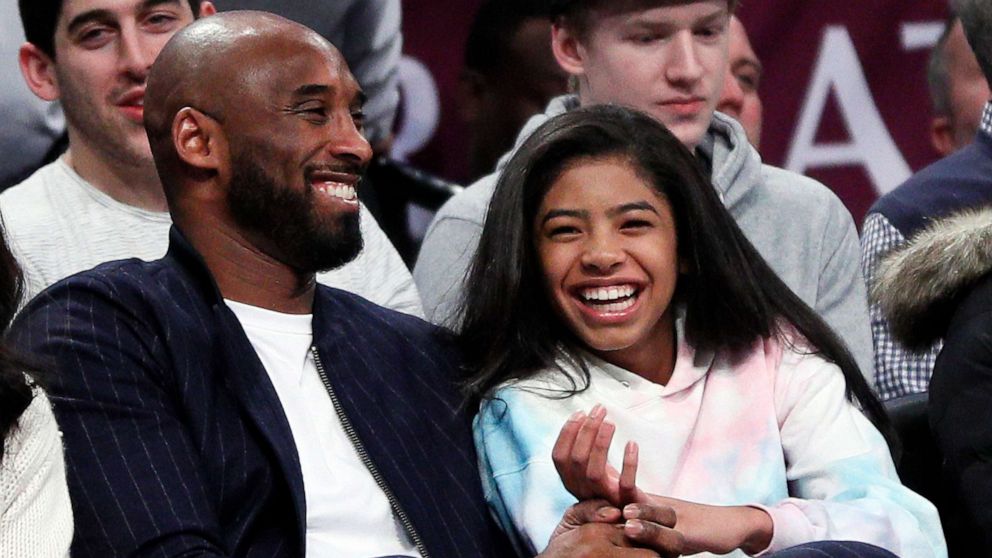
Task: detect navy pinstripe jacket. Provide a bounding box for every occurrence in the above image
[11,228,512,557]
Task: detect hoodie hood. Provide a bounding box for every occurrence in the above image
[871,207,992,349]
[696,111,764,210]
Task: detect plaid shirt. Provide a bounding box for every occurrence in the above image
[861,101,992,400]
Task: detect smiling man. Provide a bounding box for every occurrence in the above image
[2,0,422,316]
[415,0,874,384]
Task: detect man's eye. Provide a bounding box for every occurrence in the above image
[78,27,112,47]
[695,25,724,39]
[631,34,661,44]
[146,13,179,29]
[735,73,759,92]
[351,111,366,130]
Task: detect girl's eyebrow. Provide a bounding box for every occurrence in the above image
[607,201,659,217]
[540,208,587,225]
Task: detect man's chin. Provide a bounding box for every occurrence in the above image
[309,237,364,273]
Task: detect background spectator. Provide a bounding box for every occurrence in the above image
[928,14,990,156]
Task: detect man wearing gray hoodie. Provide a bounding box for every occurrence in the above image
[414,0,873,383]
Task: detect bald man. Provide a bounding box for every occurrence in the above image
[11,12,686,557]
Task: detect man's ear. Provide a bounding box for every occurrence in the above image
[551,23,587,77]
[173,107,226,173]
[18,43,59,102]
[930,116,955,158]
[197,1,217,17]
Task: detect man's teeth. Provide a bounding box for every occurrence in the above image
[314,182,358,201]
[580,285,636,302]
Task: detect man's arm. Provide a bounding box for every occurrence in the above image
[860,212,939,399]
[929,305,992,551]
[816,199,875,386]
[339,0,401,146]
[413,213,483,327]
[11,278,228,557]
[540,499,683,558]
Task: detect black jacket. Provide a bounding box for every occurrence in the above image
[12,227,511,557]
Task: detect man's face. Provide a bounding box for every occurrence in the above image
[716,16,762,147]
[944,19,990,150]
[51,0,198,168]
[560,0,730,149]
[224,40,373,273]
[464,18,569,179]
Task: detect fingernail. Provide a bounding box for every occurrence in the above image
[624,504,640,518]
[596,507,615,519]
[624,520,644,536]
[569,410,583,421]
[591,404,604,417]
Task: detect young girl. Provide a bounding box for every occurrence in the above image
[460,106,946,557]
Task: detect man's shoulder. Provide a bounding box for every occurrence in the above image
[0,161,71,230]
[316,285,450,343]
[869,140,992,234]
[22,257,179,317]
[430,171,499,230]
[757,164,848,210]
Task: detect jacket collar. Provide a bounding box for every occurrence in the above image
[163,225,309,547]
[163,225,226,307]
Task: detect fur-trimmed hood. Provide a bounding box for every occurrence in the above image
[872,207,992,349]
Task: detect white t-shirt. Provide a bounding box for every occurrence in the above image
[227,299,422,557]
[0,157,424,317]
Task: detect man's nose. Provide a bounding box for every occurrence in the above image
[117,28,155,79]
[665,32,705,85]
[328,116,373,166]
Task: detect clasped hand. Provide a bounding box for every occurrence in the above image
[550,405,774,556]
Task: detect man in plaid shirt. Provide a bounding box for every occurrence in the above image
[862,2,992,400]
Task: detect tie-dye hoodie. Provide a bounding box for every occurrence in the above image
[473,328,946,557]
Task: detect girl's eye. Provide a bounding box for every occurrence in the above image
[548,225,580,238]
[621,219,652,230]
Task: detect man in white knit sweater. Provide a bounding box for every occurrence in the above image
[2,0,423,316]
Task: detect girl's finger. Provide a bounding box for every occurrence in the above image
[619,441,640,506]
[569,404,607,475]
[585,419,616,485]
[552,410,586,475]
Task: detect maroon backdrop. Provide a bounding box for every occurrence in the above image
[398,2,951,225]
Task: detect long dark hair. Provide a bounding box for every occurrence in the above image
[0,219,33,463]
[458,104,891,438]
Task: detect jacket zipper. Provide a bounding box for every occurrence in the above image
[309,346,430,558]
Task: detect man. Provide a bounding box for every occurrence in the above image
[4,0,422,316]
[928,14,990,157]
[414,0,874,382]
[0,1,64,190]
[459,0,569,181]
[10,12,688,556]
[211,0,401,156]
[862,0,992,400]
[716,15,763,148]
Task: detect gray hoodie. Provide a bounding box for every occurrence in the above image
[414,95,873,383]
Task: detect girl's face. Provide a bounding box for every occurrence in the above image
[534,155,681,377]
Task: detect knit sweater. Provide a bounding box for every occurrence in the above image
[474,328,945,557]
[0,389,72,558]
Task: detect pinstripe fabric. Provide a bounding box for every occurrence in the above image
[10,227,511,558]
